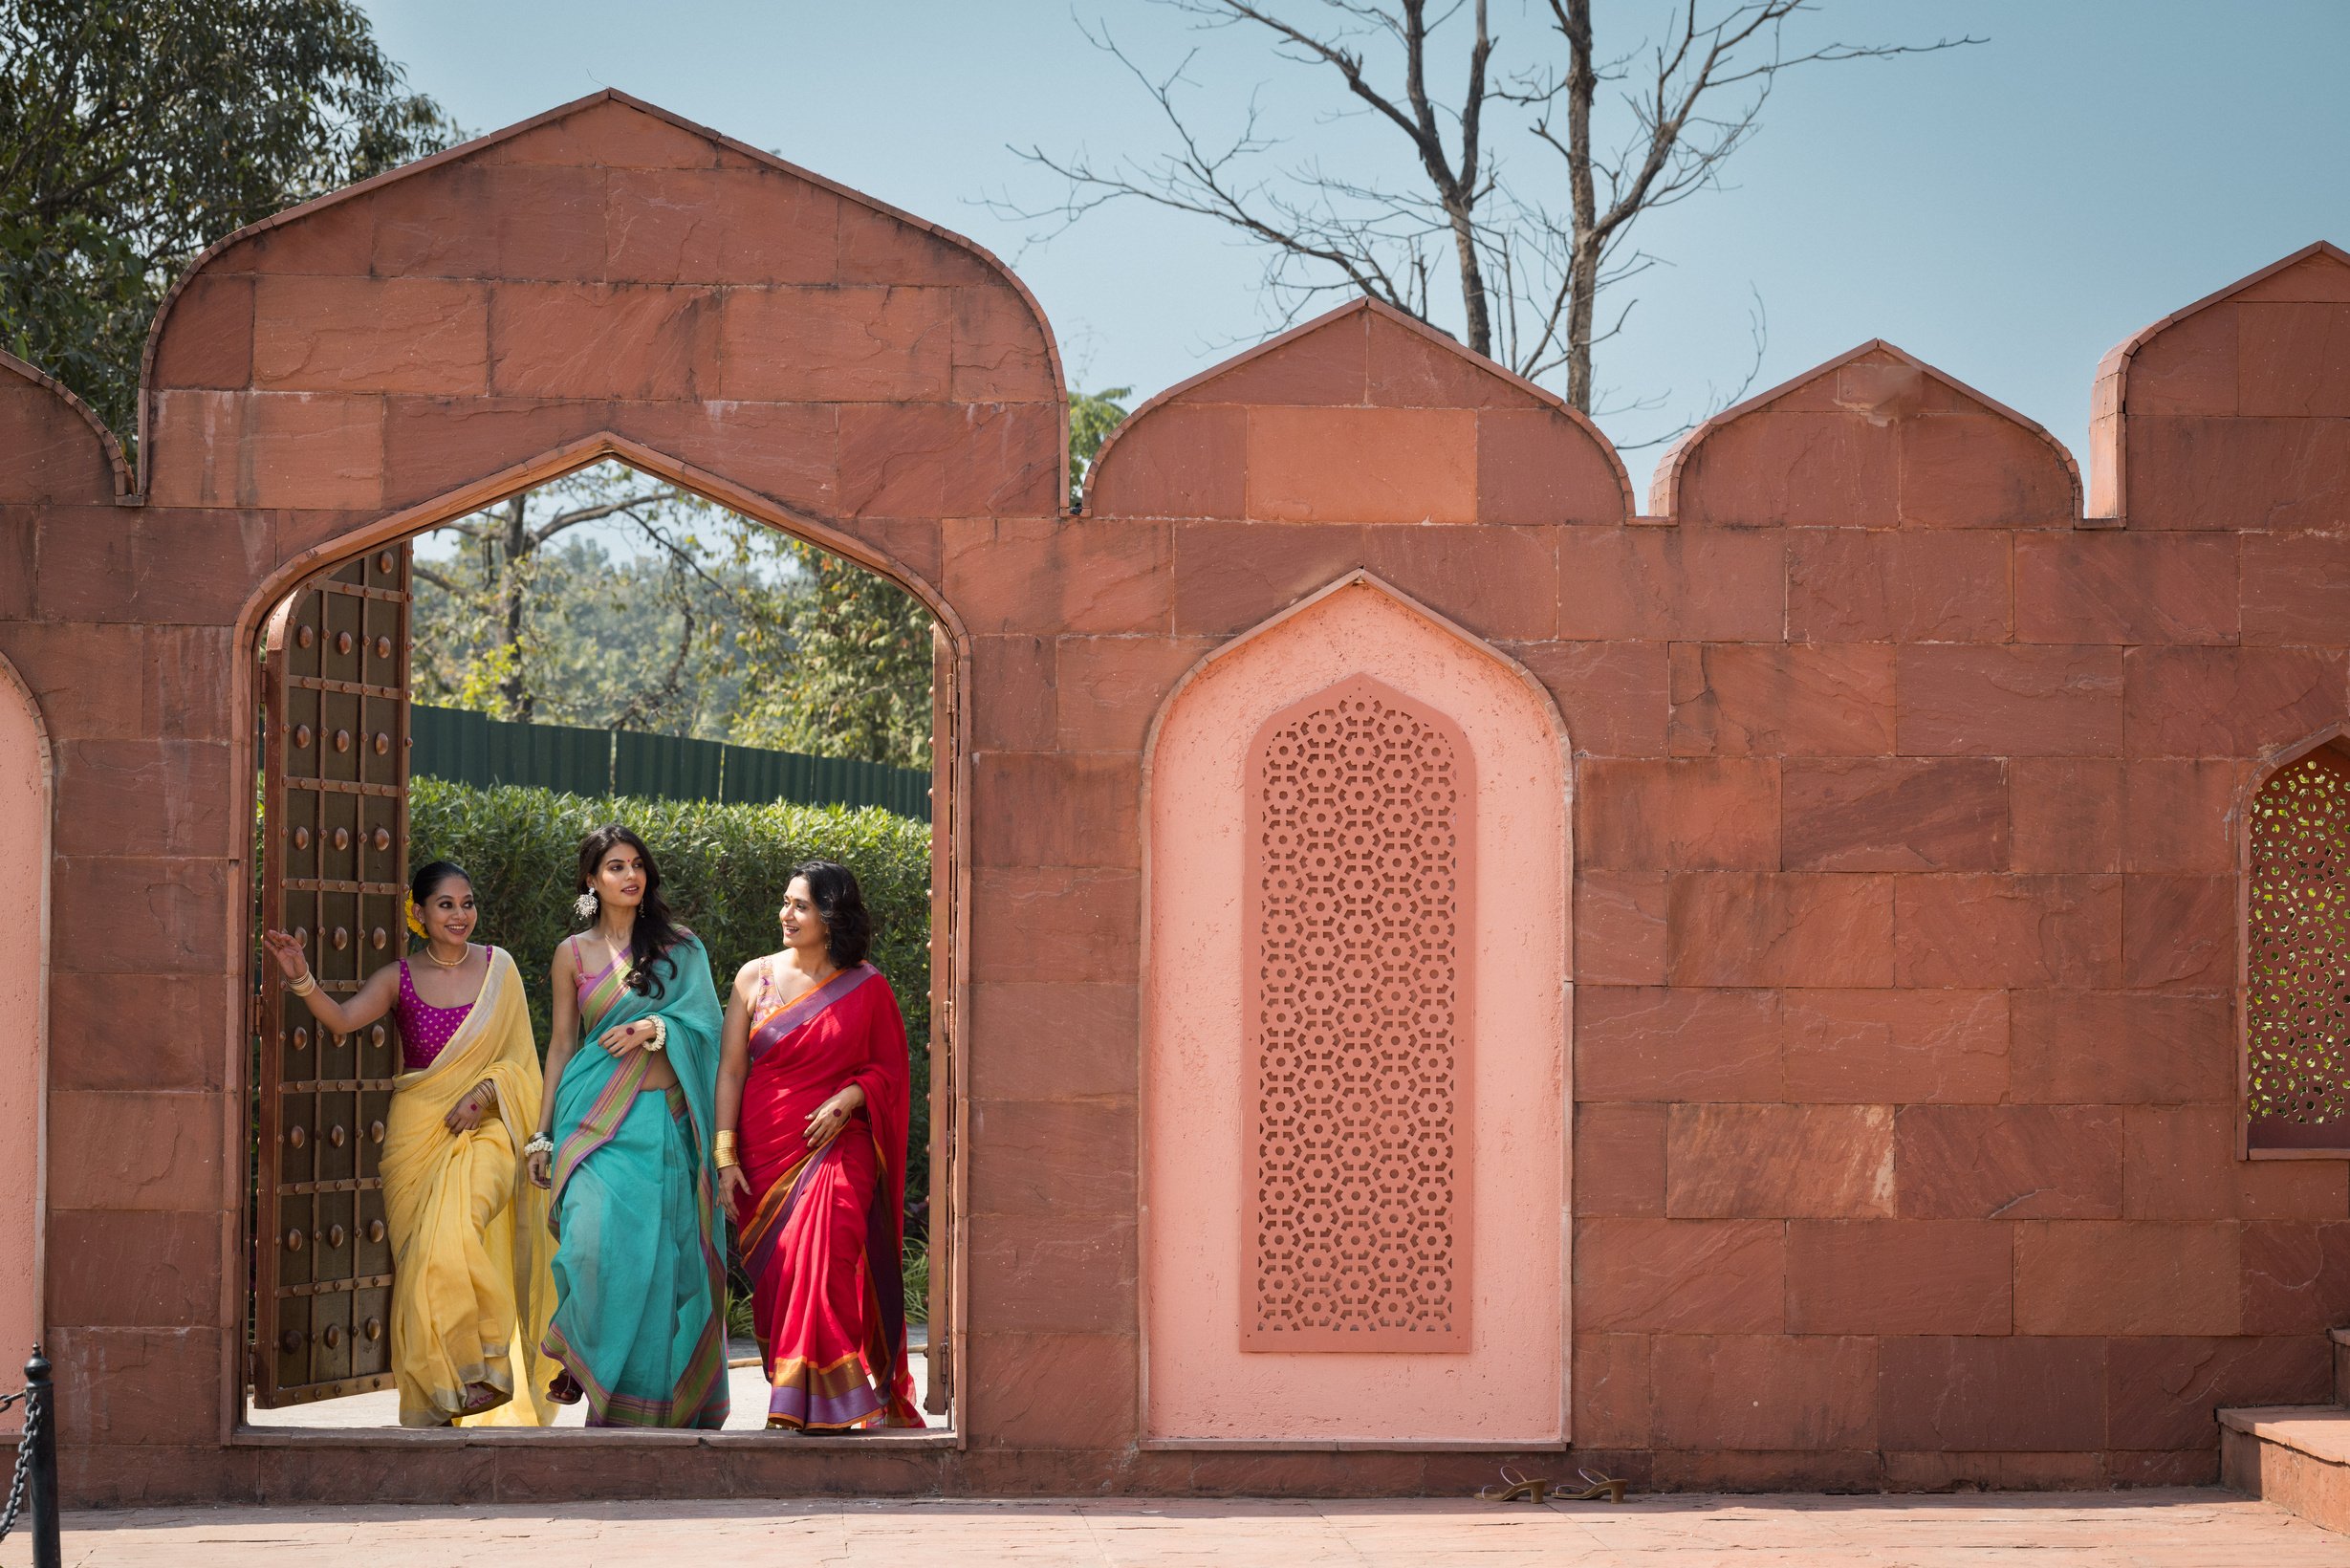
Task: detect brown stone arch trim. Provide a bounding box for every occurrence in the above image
[0,349,134,502]
[136,87,1072,502]
[1135,568,1573,1442]
[2090,240,2350,522]
[1647,335,2086,524]
[218,431,973,1448]
[1079,294,1632,523]
[2238,719,2350,1161]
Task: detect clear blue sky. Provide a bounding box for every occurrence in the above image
[360,0,2350,495]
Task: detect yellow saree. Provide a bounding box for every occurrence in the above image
[381,946,557,1427]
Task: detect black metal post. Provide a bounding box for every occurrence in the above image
[25,1347,56,1568]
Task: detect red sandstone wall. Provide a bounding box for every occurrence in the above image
[1,83,2347,1498]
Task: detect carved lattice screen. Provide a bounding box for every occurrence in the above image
[1243,674,1472,1352]
[2249,745,2350,1151]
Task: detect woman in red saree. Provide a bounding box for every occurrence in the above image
[715,860,924,1431]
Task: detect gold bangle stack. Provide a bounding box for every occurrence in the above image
[713,1130,739,1169]
[290,972,318,997]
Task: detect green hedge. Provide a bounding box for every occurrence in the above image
[405,778,934,1213]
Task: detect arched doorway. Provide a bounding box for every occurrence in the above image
[0,652,49,1393]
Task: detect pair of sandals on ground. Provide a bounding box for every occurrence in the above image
[1476,1466,1629,1504]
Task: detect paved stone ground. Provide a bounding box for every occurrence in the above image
[6,1489,2349,1566]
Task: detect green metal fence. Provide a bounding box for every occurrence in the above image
[410,706,931,820]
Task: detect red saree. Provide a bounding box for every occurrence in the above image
[733,962,925,1430]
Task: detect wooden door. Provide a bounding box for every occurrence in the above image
[250,548,412,1406]
[925,621,957,1414]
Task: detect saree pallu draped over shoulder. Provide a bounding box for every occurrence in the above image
[734,962,924,1430]
[381,947,556,1427]
[543,933,729,1428]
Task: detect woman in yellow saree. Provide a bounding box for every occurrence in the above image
[263,860,556,1427]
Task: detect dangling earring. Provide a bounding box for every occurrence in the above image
[574,889,598,921]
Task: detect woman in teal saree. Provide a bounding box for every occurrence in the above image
[524,823,729,1428]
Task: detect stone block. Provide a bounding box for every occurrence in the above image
[2106,1334,2332,1451]
[1877,1336,2107,1451]
[2127,300,2239,416]
[1364,310,1533,410]
[1575,869,1668,985]
[486,281,722,401]
[49,971,226,1091]
[968,635,1055,751]
[2014,1221,2241,1335]
[962,1331,1138,1449]
[149,273,253,391]
[2013,533,2239,644]
[967,1098,1137,1217]
[1895,644,2124,756]
[1167,521,1365,636]
[971,751,1139,869]
[1665,1103,1895,1219]
[602,164,840,285]
[2243,531,2350,644]
[1575,1102,1666,1217]
[1668,872,1895,987]
[1360,524,1560,642]
[1786,527,2010,642]
[2121,874,2233,991]
[966,1208,1137,1336]
[1244,405,1476,524]
[1574,986,1781,1101]
[2238,302,2350,417]
[1053,635,1214,752]
[1578,757,1780,870]
[944,515,1171,637]
[1203,310,1367,404]
[966,866,1139,984]
[1893,874,2122,988]
[47,1327,224,1447]
[250,275,490,395]
[46,1209,220,1327]
[1780,988,2009,1104]
[715,284,952,403]
[1572,1333,1651,1447]
[1896,412,2076,529]
[1668,642,1896,756]
[1086,403,1247,520]
[614,397,849,522]
[52,857,231,973]
[952,285,1057,402]
[51,740,232,859]
[2124,645,2347,756]
[0,621,144,739]
[968,983,1137,1102]
[367,159,608,280]
[46,1091,223,1211]
[2241,1221,2350,1334]
[148,389,386,512]
[1895,1104,2123,1220]
[2007,990,2231,1105]
[2124,1105,2346,1220]
[834,201,1000,288]
[1650,1448,1884,1492]
[1556,528,1785,641]
[1785,1220,2013,1334]
[1780,757,2007,871]
[2127,415,2350,534]
[1650,1334,1877,1450]
[1475,406,1627,525]
[1882,1449,2110,1491]
[1575,1217,1784,1333]
[1504,639,1667,757]
[1676,409,1898,527]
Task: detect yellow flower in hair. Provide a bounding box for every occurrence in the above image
[403,891,427,939]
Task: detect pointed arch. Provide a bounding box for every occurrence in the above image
[1139,570,1569,1447]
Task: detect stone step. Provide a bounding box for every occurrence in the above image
[2220,1405,2350,1534]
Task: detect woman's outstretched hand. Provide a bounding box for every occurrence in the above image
[597,1019,656,1056]
[261,929,309,980]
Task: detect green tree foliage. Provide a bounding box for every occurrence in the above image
[726,542,934,770]
[0,0,458,436]
[405,777,936,1221]
[1069,385,1131,508]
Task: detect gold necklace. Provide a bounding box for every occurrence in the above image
[424,942,469,969]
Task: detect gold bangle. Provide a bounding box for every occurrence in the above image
[713,1130,738,1168]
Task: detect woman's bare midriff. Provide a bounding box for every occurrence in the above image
[638,1054,679,1091]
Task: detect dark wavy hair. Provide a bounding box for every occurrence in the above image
[576,824,686,998]
[409,860,472,906]
[793,860,872,969]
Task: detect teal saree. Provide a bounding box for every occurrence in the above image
[542,931,729,1428]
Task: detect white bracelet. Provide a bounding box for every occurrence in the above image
[523,1133,554,1157]
[644,1017,667,1054]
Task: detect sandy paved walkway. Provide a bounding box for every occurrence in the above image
[4,1488,2347,1566]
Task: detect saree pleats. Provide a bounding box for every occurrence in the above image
[380,947,556,1428]
[544,933,729,1429]
[734,964,924,1430]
